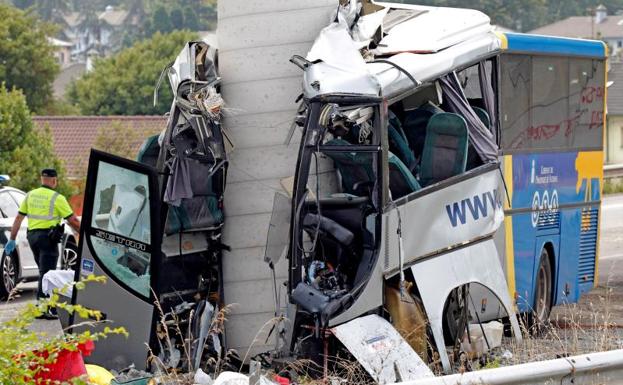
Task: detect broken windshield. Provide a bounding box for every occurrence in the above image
[289,99,382,320]
[265,192,291,267]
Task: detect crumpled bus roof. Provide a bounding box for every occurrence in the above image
[301,1,606,101]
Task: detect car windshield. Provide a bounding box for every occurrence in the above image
[0,191,18,218]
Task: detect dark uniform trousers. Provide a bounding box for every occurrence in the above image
[27,229,59,299]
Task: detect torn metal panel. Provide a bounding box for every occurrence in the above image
[410,239,522,373]
[303,32,502,100]
[304,22,380,97]
[301,0,501,101]
[332,315,434,384]
[373,4,492,55]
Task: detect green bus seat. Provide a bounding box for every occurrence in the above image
[388,152,421,199]
[419,113,469,186]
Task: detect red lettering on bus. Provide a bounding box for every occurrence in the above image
[581,86,604,104]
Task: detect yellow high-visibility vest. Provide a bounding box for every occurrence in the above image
[18,186,73,230]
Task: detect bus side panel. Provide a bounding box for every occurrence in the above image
[556,207,582,304]
[511,151,600,311]
[511,212,538,312]
[577,177,601,297]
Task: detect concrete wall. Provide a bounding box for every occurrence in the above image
[607,115,623,164]
[218,0,335,358]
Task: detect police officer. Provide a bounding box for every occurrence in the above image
[5,169,81,316]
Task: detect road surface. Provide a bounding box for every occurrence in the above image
[598,193,623,286]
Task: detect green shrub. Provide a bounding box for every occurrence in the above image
[0,275,127,384]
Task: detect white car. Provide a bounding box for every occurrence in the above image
[0,183,78,299]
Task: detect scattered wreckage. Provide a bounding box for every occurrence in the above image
[63,0,607,383]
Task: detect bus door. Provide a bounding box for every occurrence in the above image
[70,150,162,371]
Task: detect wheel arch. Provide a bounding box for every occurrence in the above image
[539,241,556,306]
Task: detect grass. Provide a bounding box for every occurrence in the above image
[603,178,623,194]
[498,262,623,367]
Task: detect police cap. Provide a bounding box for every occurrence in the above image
[41,168,58,177]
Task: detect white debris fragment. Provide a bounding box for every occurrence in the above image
[461,321,504,354]
[213,371,249,385]
[258,375,279,385]
[501,350,513,360]
[194,368,213,385]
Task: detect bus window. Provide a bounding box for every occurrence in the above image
[531,57,569,149]
[500,55,531,150]
[500,54,605,153]
[568,59,605,149]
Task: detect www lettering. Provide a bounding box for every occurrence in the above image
[445,190,501,227]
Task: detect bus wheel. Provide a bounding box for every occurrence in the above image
[443,285,468,346]
[532,248,553,334]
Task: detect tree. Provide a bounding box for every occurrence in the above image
[0,4,59,112]
[0,86,72,196]
[68,30,198,115]
[151,5,172,34]
[170,7,184,29]
[391,0,623,31]
[33,0,70,26]
[182,5,199,30]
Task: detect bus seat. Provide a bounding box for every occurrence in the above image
[419,113,468,186]
[472,107,490,129]
[466,107,489,170]
[388,151,421,199]
[403,102,444,160]
[388,110,408,143]
[324,138,375,196]
[388,121,417,172]
[136,135,160,167]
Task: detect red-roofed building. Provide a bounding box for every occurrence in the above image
[33,115,166,178]
[33,116,167,214]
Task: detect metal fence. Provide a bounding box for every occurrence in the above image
[394,349,623,385]
[605,164,623,179]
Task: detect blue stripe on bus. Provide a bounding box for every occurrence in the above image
[504,33,606,58]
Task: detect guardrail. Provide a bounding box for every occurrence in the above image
[605,163,623,179]
[395,349,623,385]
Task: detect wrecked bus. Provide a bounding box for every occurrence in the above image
[66,1,606,380]
[68,41,231,372]
[265,1,607,377]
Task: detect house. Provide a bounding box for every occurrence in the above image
[606,62,623,164]
[33,116,167,179]
[62,5,137,62]
[530,5,623,58]
[48,37,73,68]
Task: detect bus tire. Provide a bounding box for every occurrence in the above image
[532,247,553,334]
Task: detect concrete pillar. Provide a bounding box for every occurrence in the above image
[218,0,335,358]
